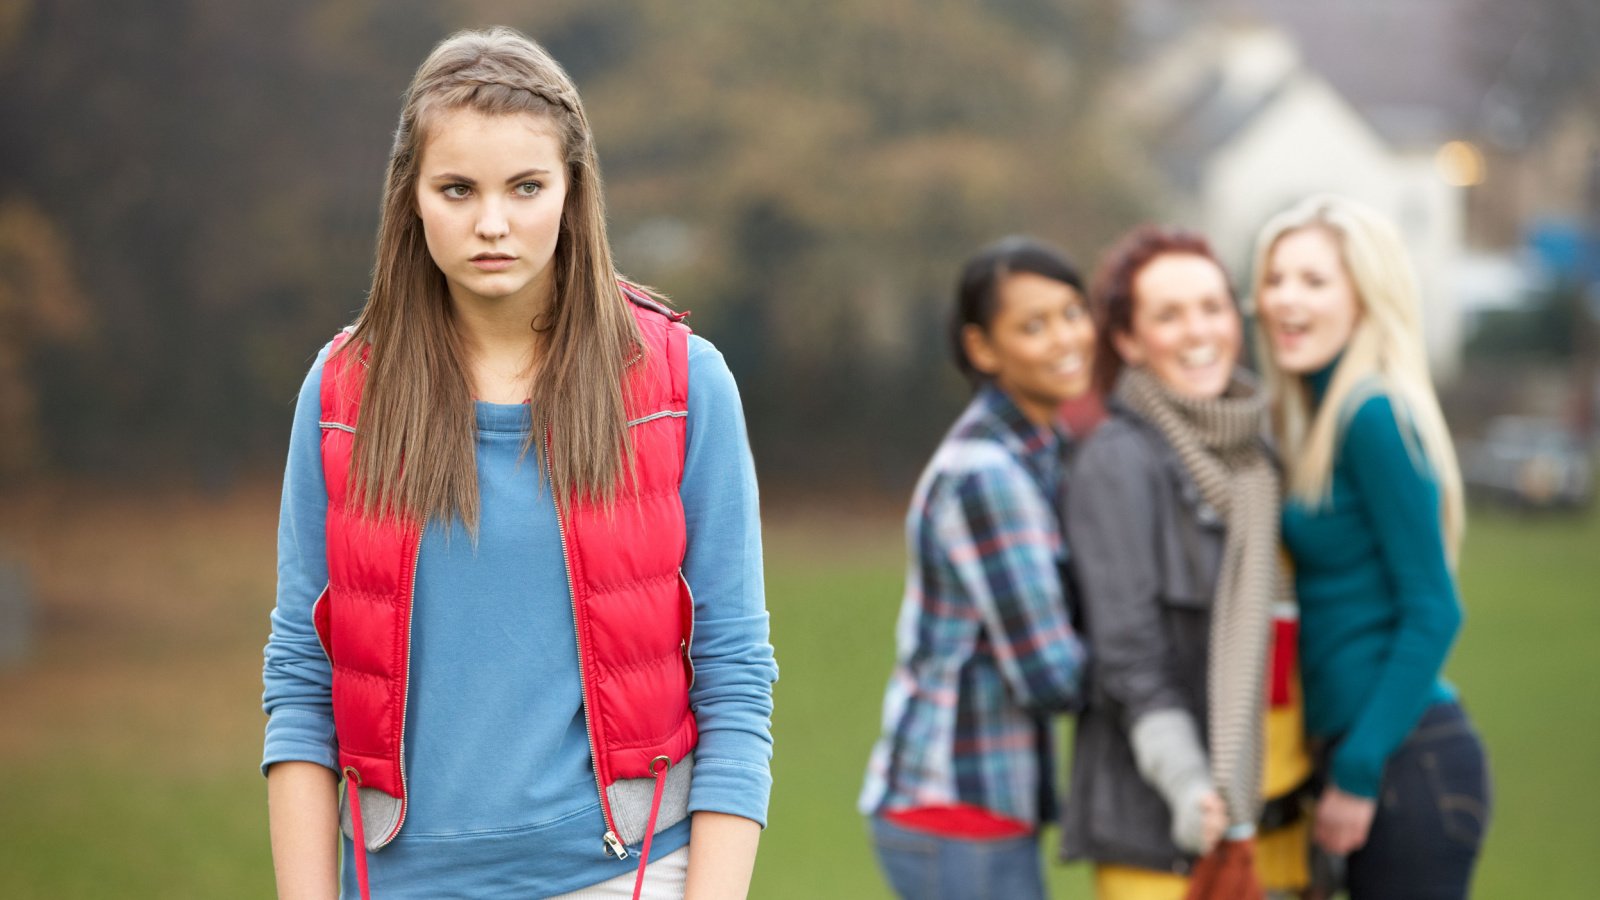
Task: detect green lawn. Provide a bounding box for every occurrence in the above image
[754,504,1600,899]
[0,491,1594,897]
[1444,507,1600,898]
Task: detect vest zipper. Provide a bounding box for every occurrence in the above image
[679,571,697,691]
[547,444,629,859]
[311,584,332,663]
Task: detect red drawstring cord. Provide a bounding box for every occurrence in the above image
[344,766,373,900]
[631,756,672,900]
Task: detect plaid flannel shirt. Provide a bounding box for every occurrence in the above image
[860,385,1087,825]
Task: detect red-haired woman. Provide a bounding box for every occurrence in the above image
[1060,226,1308,899]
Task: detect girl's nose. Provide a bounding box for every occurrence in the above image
[1263,287,1296,315]
[1051,315,1079,348]
[1179,308,1207,340]
[476,201,510,240]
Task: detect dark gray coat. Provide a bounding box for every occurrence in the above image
[1058,404,1228,875]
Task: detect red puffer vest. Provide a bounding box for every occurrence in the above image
[314,287,696,895]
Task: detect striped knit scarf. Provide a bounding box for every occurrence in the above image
[1117,365,1284,830]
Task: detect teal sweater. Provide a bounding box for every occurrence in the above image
[1281,364,1461,799]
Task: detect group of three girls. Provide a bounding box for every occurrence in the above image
[862,202,1491,900]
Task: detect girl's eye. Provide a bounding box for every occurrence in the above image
[443,184,470,199]
[1021,318,1045,335]
[1264,272,1282,287]
[515,181,542,197]
[1305,274,1325,288]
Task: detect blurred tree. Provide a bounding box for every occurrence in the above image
[0,0,28,55]
[1465,0,1600,151]
[1,0,444,479]
[0,198,89,480]
[3,0,1146,491]
[559,0,1142,483]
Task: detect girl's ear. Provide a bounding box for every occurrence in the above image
[962,323,999,376]
[1111,328,1144,367]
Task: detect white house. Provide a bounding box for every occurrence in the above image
[1116,25,1468,379]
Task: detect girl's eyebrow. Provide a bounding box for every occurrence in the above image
[503,168,551,183]
[425,168,552,185]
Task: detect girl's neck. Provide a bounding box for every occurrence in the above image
[1304,352,1344,405]
[451,286,551,404]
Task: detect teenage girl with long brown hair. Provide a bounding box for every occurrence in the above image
[261,27,776,899]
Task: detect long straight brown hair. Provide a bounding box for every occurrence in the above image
[338,26,645,529]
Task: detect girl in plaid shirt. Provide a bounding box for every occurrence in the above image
[860,236,1092,900]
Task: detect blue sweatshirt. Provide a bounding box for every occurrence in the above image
[1281,364,1460,800]
[262,335,777,899]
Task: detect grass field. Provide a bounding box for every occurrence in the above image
[0,483,1595,897]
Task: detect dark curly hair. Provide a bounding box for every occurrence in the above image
[1089,224,1233,393]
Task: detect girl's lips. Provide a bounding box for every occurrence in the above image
[1178,345,1221,369]
[470,256,517,271]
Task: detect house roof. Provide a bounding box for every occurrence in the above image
[1151,66,1292,192]
[1124,24,1324,190]
[1218,0,1494,146]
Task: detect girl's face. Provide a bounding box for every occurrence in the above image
[1257,227,1362,375]
[415,108,569,315]
[1114,252,1240,399]
[963,271,1095,425]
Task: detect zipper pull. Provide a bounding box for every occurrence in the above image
[604,830,630,859]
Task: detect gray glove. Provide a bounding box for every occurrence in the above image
[1129,709,1215,854]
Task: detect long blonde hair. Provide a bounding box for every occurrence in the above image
[1249,194,1465,560]
[339,26,644,528]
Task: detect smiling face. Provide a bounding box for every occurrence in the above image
[414,108,569,316]
[963,271,1095,424]
[1114,252,1240,399]
[1257,227,1362,375]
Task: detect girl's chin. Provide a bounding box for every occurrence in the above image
[1274,351,1326,375]
[1158,365,1231,398]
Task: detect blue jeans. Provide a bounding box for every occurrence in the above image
[869,816,1045,900]
[1343,701,1492,900]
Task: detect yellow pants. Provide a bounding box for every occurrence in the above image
[1094,820,1308,899]
[1258,653,1312,893]
[1095,617,1314,899]
[1094,864,1188,900]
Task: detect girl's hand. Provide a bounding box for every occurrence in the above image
[1172,787,1228,855]
[1313,785,1377,855]
[1197,790,1228,854]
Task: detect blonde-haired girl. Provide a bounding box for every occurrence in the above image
[261,27,775,900]
[1252,195,1490,899]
